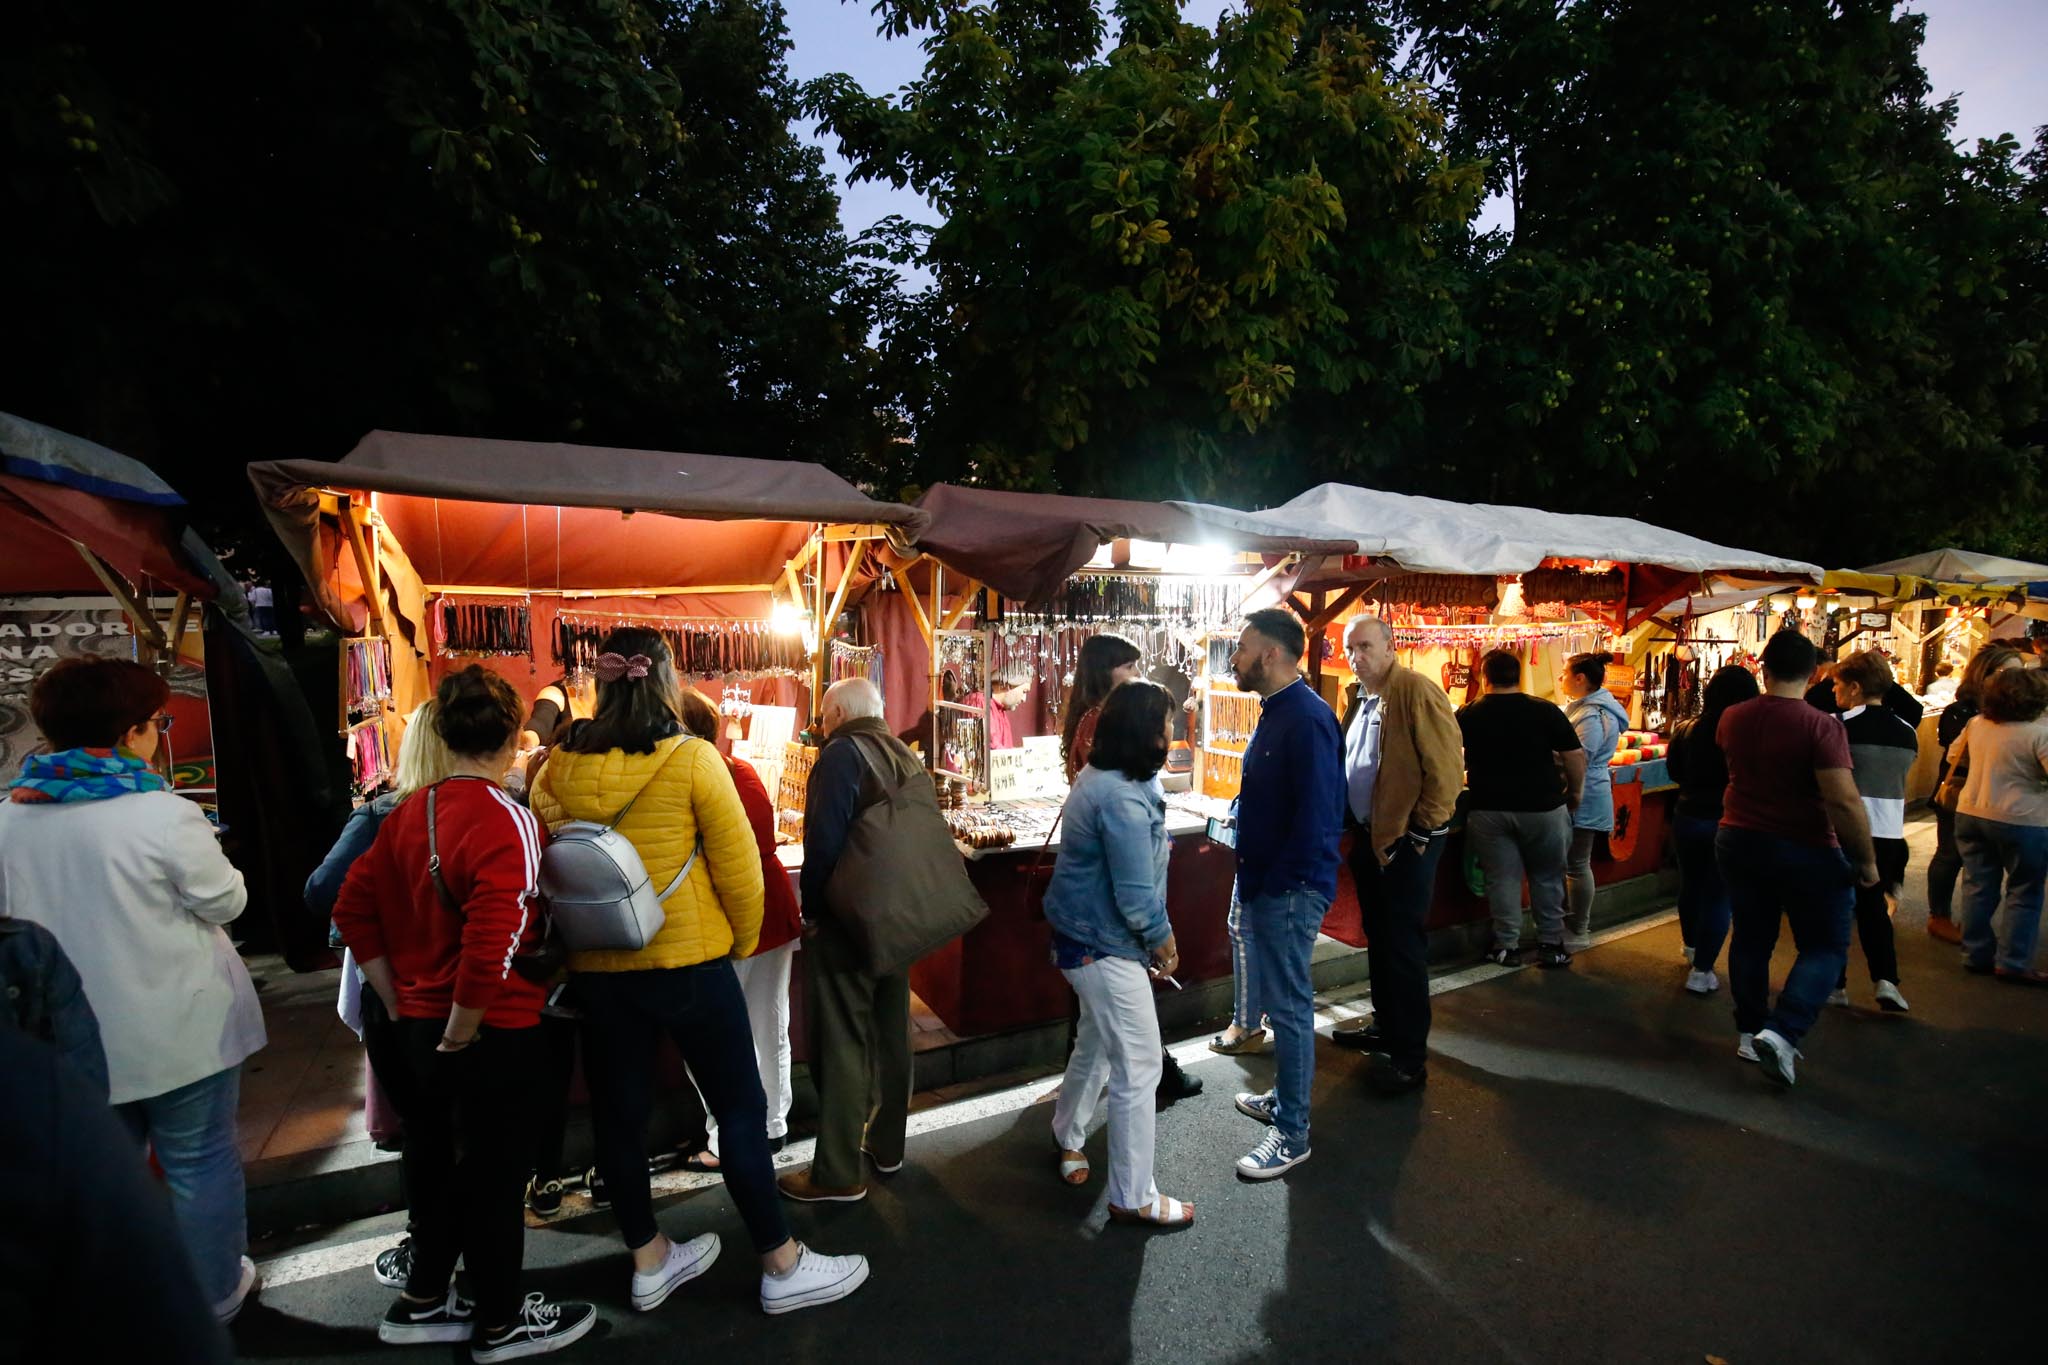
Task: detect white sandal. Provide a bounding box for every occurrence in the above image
[1056,1149,1090,1185]
[1108,1194,1195,1228]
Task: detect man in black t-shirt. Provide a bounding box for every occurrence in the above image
[1459,650,1588,967]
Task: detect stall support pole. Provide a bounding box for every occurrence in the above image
[811,540,870,710]
[69,541,169,660]
[810,528,829,725]
[940,579,983,632]
[929,564,944,763]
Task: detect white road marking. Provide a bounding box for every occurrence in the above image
[257,910,1678,1289]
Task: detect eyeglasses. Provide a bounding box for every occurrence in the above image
[154,713,175,734]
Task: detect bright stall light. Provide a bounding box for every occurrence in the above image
[771,601,809,636]
[1160,541,1240,576]
[1796,595,1817,611]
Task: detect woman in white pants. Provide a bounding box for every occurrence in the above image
[1043,680,1192,1228]
[677,690,803,1163]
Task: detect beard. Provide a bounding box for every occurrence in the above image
[1233,656,1267,692]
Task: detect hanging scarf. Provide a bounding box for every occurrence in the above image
[9,747,171,804]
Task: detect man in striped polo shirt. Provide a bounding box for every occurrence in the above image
[1828,650,1915,1012]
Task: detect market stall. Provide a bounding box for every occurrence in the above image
[884,484,1354,1036]
[1,411,344,965]
[1647,549,2048,803]
[249,430,929,976]
[1172,482,1823,944]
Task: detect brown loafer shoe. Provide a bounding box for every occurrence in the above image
[776,1170,868,1203]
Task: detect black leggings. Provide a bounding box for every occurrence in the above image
[576,963,790,1255]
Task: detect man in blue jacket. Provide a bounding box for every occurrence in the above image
[1226,608,1346,1180]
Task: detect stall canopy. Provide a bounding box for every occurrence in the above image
[249,430,930,627]
[910,483,1355,605]
[1860,549,2048,585]
[0,410,220,598]
[1171,482,1822,617]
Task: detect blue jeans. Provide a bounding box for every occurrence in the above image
[1956,814,2048,971]
[1239,887,1329,1146]
[1675,814,1731,973]
[1716,826,1854,1046]
[117,1067,247,1305]
[1228,883,1261,1030]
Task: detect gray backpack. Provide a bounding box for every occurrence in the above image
[538,737,702,952]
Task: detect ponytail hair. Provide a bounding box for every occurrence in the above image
[1566,651,1614,690]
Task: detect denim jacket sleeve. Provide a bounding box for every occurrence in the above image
[1100,779,1172,951]
[304,800,386,919]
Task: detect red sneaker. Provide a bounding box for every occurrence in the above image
[1927,918,1963,944]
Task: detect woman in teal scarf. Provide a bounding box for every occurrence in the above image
[0,657,262,1325]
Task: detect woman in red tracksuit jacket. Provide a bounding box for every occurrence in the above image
[333,667,597,1362]
[669,689,805,1169]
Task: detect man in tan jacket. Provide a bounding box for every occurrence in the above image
[1329,616,1464,1094]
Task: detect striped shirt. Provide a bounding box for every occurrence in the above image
[1839,704,1919,840]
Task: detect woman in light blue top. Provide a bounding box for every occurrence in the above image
[1560,651,1631,950]
[1041,680,1191,1228]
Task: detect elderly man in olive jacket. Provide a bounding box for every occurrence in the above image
[1330,615,1465,1094]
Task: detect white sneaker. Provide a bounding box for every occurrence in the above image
[1684,969,1720,996]
[760,1243,871,1316]
[1827,988,1850,1007]
[1753,1028,1799,1087]
[1736,1033,1759,1062]
[630,1232,721,1313]
[215,1255,261,1324]
[1875,980,1911,1013]
[1683,945,1696,966]
[1565,934,1593,954]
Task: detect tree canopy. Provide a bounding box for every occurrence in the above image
[1,0,893,530]
[813,0,2047,563]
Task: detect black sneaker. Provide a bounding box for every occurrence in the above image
[526,1177,566,1219]
[1155,1056,1204,1109]
[378,1288,474,1345]
[582,1166,610,1210]
[1330,1016,1385,1052]
[1363,1055,1428,1096]
[1535,942,1573,970]
[471,1294,598,1363]
[1483,945,1522,967]
[372,1237,414,1290]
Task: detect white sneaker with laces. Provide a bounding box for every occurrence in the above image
[1875,980,1911,1013]
[630,1232,721,1313]
[760,1243,871,1316]
[1685,969,1720,995]
[1736,1033,1759,1062]
[1827,988,1850,1007]
[1753,1028,1800,1087]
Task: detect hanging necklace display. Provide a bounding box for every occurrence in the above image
[553,613,806,678]
[437,598,534,658]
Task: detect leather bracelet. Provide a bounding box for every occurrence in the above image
[440,1033,477,1051]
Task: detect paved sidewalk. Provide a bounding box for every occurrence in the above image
[231,816,2045,1363]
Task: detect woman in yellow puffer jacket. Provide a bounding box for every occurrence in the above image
[530,628,869,1317]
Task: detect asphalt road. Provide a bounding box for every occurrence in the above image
[232,817,2046,1364]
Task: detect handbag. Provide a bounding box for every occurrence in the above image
[824,733,990,975]
[426,782,567,983]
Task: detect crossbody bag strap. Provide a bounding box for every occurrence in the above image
[605,735,696,831]
[844,733,909,806]
[425,783,462,917]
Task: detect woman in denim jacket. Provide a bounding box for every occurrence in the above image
[1042,680,1191,1228]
